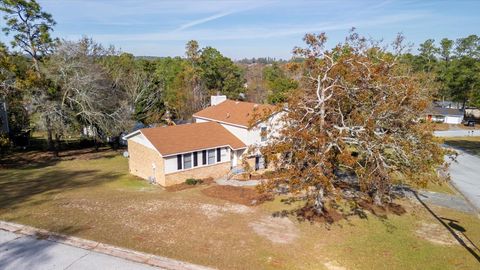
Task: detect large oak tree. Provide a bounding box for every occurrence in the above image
[255,32,445,214]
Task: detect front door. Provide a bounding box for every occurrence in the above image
[255,155,265,171]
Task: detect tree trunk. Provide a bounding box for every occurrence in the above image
[94,137,99,152]
[373,190,383,206]
[53,133,60,157]
[45,116,53,150]
[31,57,41,77]
[314,188,325,215]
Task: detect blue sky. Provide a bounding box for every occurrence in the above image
[2,0,480,59]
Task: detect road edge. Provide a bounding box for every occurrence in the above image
[0,220,215,270]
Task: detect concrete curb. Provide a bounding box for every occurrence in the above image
[0,220,215,270]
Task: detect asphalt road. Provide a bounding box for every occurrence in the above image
[448,148,480,211]
[0,230,162,270]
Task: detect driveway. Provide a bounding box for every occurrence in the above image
[0,230,161,270]
[447,148,480,211]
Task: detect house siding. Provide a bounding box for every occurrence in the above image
[194,111,285,148]
[127,140,166,186]
[164,162,231,186]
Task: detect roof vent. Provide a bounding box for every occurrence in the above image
[226,113,231,118]
[235,101,240,104]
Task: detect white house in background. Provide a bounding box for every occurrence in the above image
[426,106,464,124]
[124,95,282,186]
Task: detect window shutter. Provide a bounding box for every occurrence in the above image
[202,150,207,165]
[217,148,221,162]
[193,152,198,167]
[177,154,182,170]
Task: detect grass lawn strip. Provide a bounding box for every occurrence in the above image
[1,149,479,269]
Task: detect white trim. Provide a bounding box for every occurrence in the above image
[124,126,247,158]
[165,160,231,175]
[162,144,246,158]
[165,151,231,175]
[193,110,283,130]
[192,115,249,129]
[123,129,141,140]
[126,131,163,157]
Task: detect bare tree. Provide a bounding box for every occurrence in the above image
[39,38,130,154]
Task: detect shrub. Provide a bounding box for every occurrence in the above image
[185,178,203,185]
[0,135,11,156]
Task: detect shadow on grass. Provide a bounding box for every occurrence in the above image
[444,139,480,157]
[0,147,119,170]
[413,190,480,263]
[0,168,121,210]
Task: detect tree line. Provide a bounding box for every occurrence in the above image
[405,35,480,108]
[0,0,246,154]
[1,1,478,155]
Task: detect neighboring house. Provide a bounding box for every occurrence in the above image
[465,107,480,119]
[434,100,463,109]
[124,95,281,186]
[426,106,464,124]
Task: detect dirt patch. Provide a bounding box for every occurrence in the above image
[249,216,299,244]
[165,177,214,192]
[324,260,347,270]
[293,205,344,224]
[199,203,254,219]
[357,200,406,217]
[416,222,458,246]
[201,185,273,206]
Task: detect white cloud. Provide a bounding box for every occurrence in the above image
[176,10,239,31]
[85,12,427,43]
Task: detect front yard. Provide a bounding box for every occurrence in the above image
[0,149,479,269]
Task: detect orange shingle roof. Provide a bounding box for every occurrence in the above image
[193,100,276,127]
[139,122,246,156]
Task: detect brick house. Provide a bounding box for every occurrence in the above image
[124,95,281,186]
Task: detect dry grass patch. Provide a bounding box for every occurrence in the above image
[1,150,480,269]
[201,185,273,206]
[248,216,299,244]
[416,222,458,246]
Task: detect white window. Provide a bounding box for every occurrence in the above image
[221,148,227,161]
[183,153,192,169]
[208,149,215,164]
[261,126,267,142]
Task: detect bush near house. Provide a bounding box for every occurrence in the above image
[185,178,203,185]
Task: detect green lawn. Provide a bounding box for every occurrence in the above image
[444,136,480,157]
[0,149,479,269]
